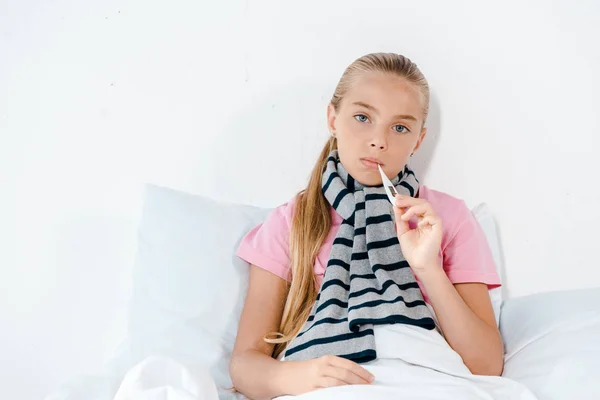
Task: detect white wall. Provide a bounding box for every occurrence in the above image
[2,0,599,398]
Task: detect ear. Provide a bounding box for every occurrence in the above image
[327,103,337,134]
[412,127,427,153]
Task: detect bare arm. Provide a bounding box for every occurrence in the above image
[229,264,289,399]
[393,195,504,376]
[421,273,504,376]
[229,264,374,399]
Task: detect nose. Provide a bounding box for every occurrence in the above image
[369,129,388,150]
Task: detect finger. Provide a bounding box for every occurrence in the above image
[418,215,442,230]
[324,366,371,385]
[394,195,426,208]
[328,356,373,381]
[393,198,410,236]
[318,377,347,388]
[328,356,375,384]
[400,204,434,221]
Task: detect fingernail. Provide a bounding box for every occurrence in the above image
[369,375,375,382]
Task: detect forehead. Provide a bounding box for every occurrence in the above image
[342,72,424,117]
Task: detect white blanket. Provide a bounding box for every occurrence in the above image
[277,323,537,399]
[115,322,537,400]
[113,356,219,400]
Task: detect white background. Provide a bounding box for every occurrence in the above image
[2,0,599,398]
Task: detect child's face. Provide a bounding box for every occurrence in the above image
[327,72,427,186]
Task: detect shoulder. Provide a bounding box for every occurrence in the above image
[418,185,465,209]
[418,185,472,243]
[235,193,301,281]
[270,193,300,228]
[419,185,470,219]
[420,186,501,288]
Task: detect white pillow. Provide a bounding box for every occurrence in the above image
[500,287,600,399]
[106,185,504,398]
[471,203,505,324]
[108,184,270,398]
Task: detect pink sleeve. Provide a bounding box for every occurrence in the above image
[443,202,501,289]
[235,199,295,281]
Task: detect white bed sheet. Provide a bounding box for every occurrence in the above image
[46,287,600,400]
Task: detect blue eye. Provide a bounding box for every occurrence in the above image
[354,114,370,123]
[393,125,409,133]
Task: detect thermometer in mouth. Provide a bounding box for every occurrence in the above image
[377,164,399,205]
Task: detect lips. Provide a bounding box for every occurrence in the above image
[360,158,381,170]
[361,157,383,165]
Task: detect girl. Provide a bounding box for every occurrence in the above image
[230,53,507,399]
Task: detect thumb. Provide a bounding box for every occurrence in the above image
[393,195,409,237]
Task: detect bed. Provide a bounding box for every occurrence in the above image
[45,184,600,400]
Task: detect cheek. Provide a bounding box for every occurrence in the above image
[391,132,418,148]
[339,119,368,139]
[387,136,414,158]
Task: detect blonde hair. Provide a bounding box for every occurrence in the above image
[266,53,430,358]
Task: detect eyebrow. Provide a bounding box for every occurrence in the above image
[352,101,417,122]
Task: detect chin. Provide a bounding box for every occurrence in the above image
[354,171,382,187]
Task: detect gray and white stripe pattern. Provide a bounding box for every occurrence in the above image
[283,150,436,363]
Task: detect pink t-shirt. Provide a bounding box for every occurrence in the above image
[236,186,501,303]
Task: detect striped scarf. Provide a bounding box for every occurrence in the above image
[283,150,436,363]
